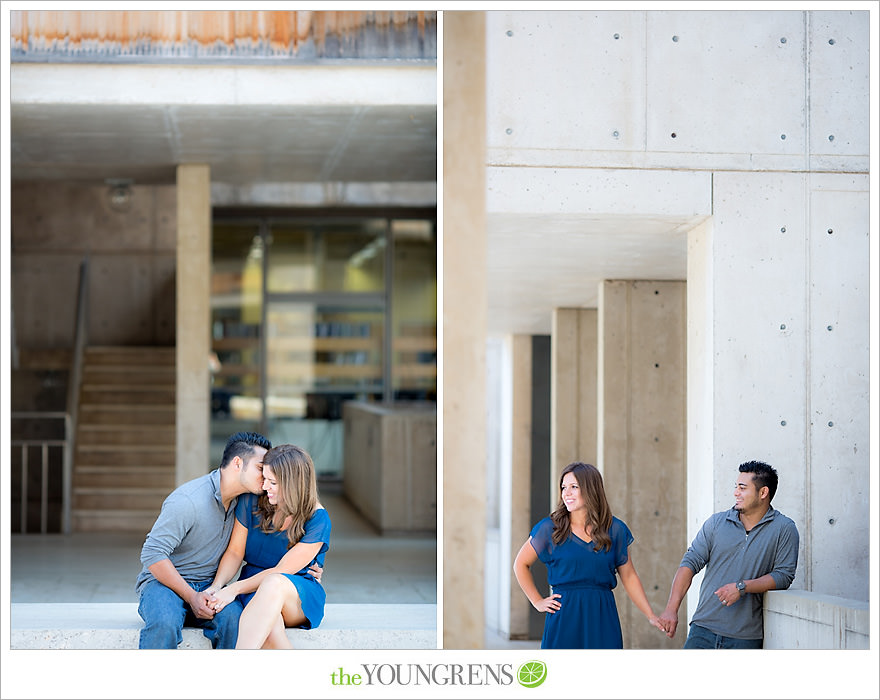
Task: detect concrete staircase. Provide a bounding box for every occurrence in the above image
[72,346,176,534]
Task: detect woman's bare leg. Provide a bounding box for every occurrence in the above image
[261,615,293,649]
[236,574,306,649]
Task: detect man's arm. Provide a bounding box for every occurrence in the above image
[658,565,695,638]
[140,495,214,618]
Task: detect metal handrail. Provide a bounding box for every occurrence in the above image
[63,258,89,534]
[11,412,70,534]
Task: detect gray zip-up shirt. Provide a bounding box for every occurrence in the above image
[682,506,799,640]
[135,469,238,597]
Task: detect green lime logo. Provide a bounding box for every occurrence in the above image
[517,660,547,688]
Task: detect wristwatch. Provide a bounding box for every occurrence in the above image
[736,580,746,594]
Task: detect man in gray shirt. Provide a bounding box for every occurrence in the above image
[657,460,799,648]
[136,431,271,649]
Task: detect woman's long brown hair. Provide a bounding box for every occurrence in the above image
[255,444,318,548]
[550,462,613,551]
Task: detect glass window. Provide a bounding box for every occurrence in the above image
[391,219,436,400]
[210,223,265,463]
[267,220,386,293]
[210,214,435,473]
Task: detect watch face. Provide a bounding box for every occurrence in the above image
[737,582,746,591]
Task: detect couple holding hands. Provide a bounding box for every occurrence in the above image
[514,460,799,649]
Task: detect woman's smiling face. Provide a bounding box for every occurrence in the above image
[263,464,280,506]
[561,471,585,513]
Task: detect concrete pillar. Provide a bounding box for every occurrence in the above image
[175,164,211,485]
[551,308,598,507]
[443,11,487,649]
[508,334,533,639]
[598,280,686,649]
[705,172,870,603]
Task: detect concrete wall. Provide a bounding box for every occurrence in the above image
[483,9,870,645]
[763,589,869,649]
[11,182,176,349]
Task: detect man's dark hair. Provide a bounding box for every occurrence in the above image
[739,460,778,502]
[220,431,271,469]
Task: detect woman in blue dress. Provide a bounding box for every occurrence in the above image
[207,443,331,649]
[514,462,662,648]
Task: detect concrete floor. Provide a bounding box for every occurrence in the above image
[10,485,436,606]
[9,485,542,648]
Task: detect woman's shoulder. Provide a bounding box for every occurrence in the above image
[236,492,259,515]
[609,516,633,537]
[309,506,331,524]
[530,516,554,535]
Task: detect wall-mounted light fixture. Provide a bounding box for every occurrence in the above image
[105,178,134,212]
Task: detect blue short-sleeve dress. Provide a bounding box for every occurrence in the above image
[234,493,331,629]
[529,515,633,649]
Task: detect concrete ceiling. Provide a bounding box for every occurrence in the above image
[9,64,437,187]
[486,212,697,336]
[10,102,437,187]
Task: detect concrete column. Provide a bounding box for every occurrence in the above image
[443,11,487,649]
[598,280,686,649]
[175,164,211,485]
[551,308,598,507]
[508,334,532,639]
[706,172,870,603]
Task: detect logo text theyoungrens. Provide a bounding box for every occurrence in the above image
[330,664,516,686]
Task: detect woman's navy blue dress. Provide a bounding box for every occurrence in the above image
[529,515,633,649]
[235,493,331,629]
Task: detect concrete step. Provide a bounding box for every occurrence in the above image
[75,466,175,489]
[10,602,437,649]
[77,425,176,445]
[79,404,175,426]
[82,367,176,385]
[86,346,175,365]
[73,487,169,511]
[75,445,175,467]
[71,509,157,533]
[80,386,176,404]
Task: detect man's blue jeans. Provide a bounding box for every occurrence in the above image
[684,623,763,649]
[138,578,244,649]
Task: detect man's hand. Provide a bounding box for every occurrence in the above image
[309,562,323,583]
[189,590,216,620]
[713,582,742,608]
[657,607,678,638]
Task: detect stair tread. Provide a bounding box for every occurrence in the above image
[80,404,174,410]
[72,508,160,515]
[73,486,169,496]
